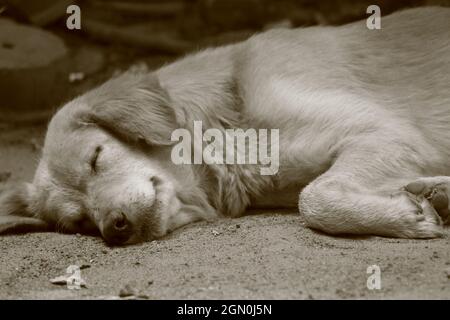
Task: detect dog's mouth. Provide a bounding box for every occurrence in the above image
[98,184,164,246]
[53,214,99,237]
[49,174,174,245]
[50,202,160,246]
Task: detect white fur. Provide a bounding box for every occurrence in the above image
[1,7,449,242]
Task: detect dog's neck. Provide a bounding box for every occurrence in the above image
[205,163,275,217]
[157,45,276,216]
[157,45,242,129]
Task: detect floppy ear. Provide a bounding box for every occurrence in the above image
[79,73,181,146]
[0,183,50,234]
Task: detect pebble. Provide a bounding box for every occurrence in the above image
[445,268,450,279]
[119,284,137,297]
[50,274,87,288]
[68,72,85,83]
[49,275,67,285]
[80,263,90,270]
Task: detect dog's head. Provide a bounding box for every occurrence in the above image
[0,72,218,245]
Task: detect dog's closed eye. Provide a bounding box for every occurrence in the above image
[90,146,103,174]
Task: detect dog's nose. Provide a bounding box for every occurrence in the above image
[102,210,132,245]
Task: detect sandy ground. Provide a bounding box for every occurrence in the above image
[0,125,449,300]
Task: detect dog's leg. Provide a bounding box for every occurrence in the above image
[298,145,445,239]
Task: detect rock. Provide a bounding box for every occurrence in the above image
[49,273,86,288]
[0,19,68,111]
[79,263,91,270]
[119,284,137,297]
[0,19,68,100]
[49,275,67,285]
[50,264,87,289]
[0,19,104,112]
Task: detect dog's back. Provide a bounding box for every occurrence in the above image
[231,7,450,184]
[239,7,450,123]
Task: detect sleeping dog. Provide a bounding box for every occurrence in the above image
[1,7,449,244]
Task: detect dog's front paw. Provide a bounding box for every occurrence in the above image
[403,177,450,225]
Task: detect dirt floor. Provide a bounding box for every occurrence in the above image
[0,125,449,300]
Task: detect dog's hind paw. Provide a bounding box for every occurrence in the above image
[388,190,444,238]
[403,177,450,225]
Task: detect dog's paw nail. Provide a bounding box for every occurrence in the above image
[404,181,425,194]
[425,187,437,200]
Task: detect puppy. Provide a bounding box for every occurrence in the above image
[1,7,449,244]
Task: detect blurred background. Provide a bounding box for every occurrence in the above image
[0,0,449,122]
